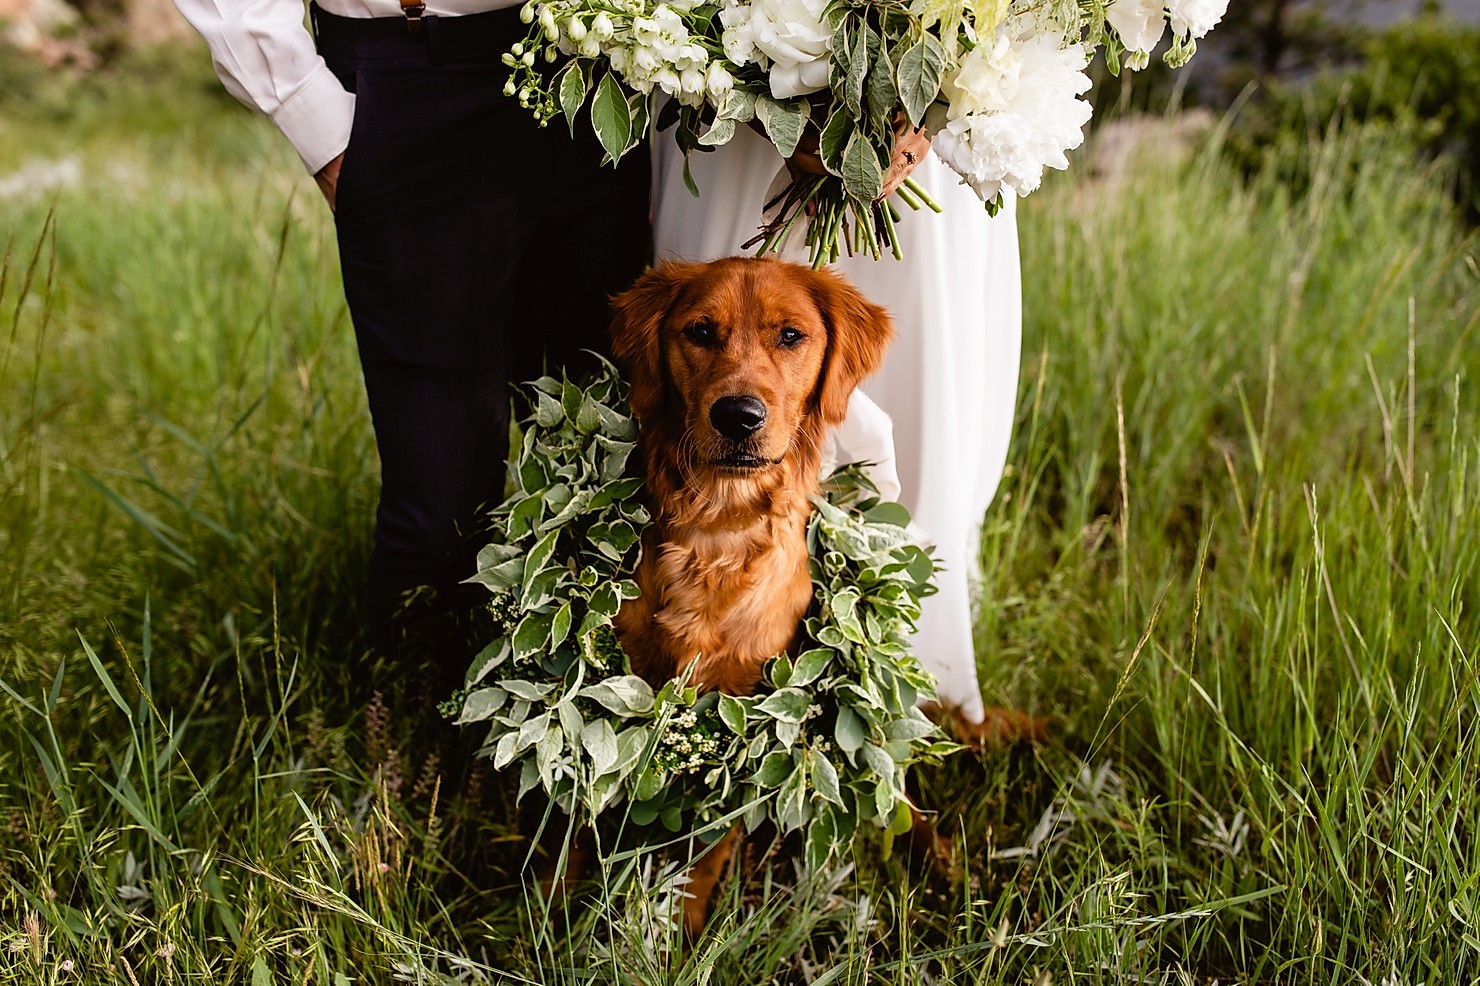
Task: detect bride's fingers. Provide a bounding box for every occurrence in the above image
[879,127,932,200]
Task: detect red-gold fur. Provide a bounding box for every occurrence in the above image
[607,257,892,936]
[609,257,893,698]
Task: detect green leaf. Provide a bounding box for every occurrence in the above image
[867,45,898,123]
[883,712,937,742]
[789,648,833,687]
[755,750,795,787]
[718,693,748,736]
[633,765,664,801]
[819,106,853,174]
[841,132,886,203]
[756,97,807,159]
[806,809,837,870]
[895,35,946,127]
[501,678,557,702]
[757,687,812,723]
[777,765,809,832]
[520,566,562,611]
[863,500,912,528]
[456,686,508,724]
[698,116,737,147]
[557,698,584,739]
[466,640,511,686]
[590,72,634,164]
[536,722,564,782]
[508,493,545,539]
[580,675,656,716]
[588,581,622,619]
[861,742,895,779]
[614,725,651,777]
[511,610,554,659]
[557,59,590,135]
[834,705,867,752]
[715,89,757,122]
[534,388,565,428]
[581,718,619,774]
[811,751,843,805]
[550,602,573,650]
[845,23,874,117]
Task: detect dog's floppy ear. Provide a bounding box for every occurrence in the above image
[808,267,895,427]
[609,262,703,423]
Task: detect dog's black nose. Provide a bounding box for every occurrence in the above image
[709,395,767,440]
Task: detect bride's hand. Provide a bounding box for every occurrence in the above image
[881,115,931,200]
[777,113,931,199]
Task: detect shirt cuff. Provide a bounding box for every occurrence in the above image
[271,63,356,175]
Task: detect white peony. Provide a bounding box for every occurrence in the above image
[720,0,832,98]
[935,28,1092,199]
[1107,0,1166,65]
[1167,0,1227,38]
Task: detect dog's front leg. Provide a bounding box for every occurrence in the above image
[682,825,741,939]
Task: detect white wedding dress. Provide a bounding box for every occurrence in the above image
[651,125,1022,724]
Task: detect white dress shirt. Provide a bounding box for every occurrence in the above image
[173,0,519,173]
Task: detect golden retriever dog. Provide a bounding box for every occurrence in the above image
[605,256,893,934]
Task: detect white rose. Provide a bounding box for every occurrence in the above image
[747,0,832,97]
[1107,0,1166,58]
[1167,0,1226,37]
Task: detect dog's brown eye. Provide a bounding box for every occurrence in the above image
[684,322,717,346]
[778,327,804,347]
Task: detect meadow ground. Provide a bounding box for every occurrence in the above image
[1,53,1478,984]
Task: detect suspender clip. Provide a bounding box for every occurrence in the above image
[401,1,427,39]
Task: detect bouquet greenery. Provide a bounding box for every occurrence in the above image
[457,362,955,866]
[500,0,1227,264]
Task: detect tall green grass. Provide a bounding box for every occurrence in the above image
[2,68,1477,982]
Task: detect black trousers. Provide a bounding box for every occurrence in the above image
[317,7,651,658]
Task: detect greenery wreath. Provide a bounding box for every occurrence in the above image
[455,360,955,866]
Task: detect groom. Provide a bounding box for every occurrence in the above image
[173,0,651,672]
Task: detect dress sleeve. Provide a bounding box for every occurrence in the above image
[172,0,356,173]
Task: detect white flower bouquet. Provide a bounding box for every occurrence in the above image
[502,0,1226,263]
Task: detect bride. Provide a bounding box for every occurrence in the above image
[651,123,1023,733]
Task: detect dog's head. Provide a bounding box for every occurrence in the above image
[609,257,894,477]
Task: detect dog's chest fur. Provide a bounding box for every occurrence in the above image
[615,474,816,695]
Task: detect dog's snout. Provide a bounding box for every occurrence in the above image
[709,395,768,440]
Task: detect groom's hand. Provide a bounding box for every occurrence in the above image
[315,152,345,212]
